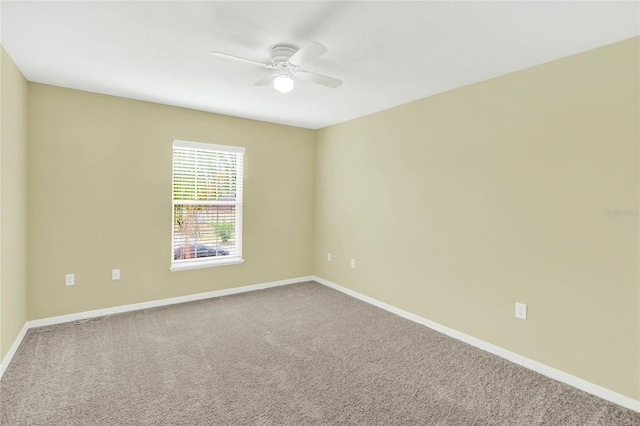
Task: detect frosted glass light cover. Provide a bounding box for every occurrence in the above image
[274,75,294,93]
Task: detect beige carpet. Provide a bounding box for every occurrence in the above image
[1,281,638,425]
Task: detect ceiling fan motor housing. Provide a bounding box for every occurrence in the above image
[271,44,298,66]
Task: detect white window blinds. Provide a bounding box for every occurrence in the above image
[171,140,245,270]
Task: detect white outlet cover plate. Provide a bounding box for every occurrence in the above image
[515,302,527,320]
[112,269,120,280]
[350,259,356,268]
[65,273,74,286]
[327,253,332,261]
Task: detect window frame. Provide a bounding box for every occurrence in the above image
[169,140,245,272]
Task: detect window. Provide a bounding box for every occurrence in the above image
[170,140,245,271]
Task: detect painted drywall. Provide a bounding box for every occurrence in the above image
[1,47,28,361]
[313,37,640,399]
[28,84,315,320]
[1,47,3,362]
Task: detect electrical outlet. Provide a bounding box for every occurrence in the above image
[65,274,75,286]
[112,269,121,280]
[515,302,527,320]
[327,253,332,261]
[350,259,356,268]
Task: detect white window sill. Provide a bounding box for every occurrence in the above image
[170,257,245,272]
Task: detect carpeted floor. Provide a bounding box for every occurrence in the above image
[1,282,638,425]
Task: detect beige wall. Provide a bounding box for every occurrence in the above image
[313,37,640,399]
[27,84,315,320]
[1,47,29,361]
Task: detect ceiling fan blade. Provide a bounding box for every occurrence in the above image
[288,42,328,66]
[210,51,273,69]
[254,73,279,86]
[297,71,343,89]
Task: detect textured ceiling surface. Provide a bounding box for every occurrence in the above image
[2,1,638,129]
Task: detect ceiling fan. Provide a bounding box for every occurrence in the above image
[210,42,343,94]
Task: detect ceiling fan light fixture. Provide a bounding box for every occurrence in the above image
[213,41,342,91]
[273,74,294,93]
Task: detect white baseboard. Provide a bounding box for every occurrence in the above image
[312,275,640,414]
[0,322,29,379]
[0,275,313,379]
[28,276,313,328]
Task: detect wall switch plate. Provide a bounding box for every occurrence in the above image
[515,302,527,320]
[112,269,120,280]
[350,259,356,268]
[65,274,75,286]
[327,253,332,261]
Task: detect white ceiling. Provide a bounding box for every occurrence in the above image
[2,1,638,129]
